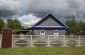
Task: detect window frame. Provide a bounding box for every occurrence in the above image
[54,30,59,38]
[40,30,45,35]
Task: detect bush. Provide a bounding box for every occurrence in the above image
[51,40,63,47]
[26,32,34,35]
[16,44,28,47]
[67,40,77,47]
[34,40,46,47]
[16,40,28,43]
[81,40,85,46]
[15,40,29,47]
[13,29,21,34]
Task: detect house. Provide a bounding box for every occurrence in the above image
[29,14,68,36]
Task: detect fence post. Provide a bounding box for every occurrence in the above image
[63,35,67,47]
[47,35,50,47]
[30,35,33,47]
[78,35,81,47]
[12,35,13,48]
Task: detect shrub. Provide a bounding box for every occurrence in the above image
[51,40,63,47]
[15,40,29,47]
[16,44,28,47]
[67,40,77,47]
[13,29,21,34]
[34,40,46,47]
[81,40,85,46]
[16,40,28,43]
[26,32,34,35]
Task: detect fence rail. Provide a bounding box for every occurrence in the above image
[12,35,85,48]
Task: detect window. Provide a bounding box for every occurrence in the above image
[49,18,50,21]
[41,31,44,33]
[48,18,51,21]
[54,30,58,38]
[40,30,45,38]
[55,31,57,33]
[40,30,45,35]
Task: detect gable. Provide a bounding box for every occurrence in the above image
[37,17,62,26]
[32,14,68,29]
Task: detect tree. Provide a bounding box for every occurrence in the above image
[0,11,2,17]
[7,19,22,34]
[13,19,22,29]
[66,19,81,35]
[0,18,5,31]
[0,11,5,33]
[7,19,22,29]
[79,21,85,35]
[0,11,1,17]
[66,19,85,35]
[7,19,14,28]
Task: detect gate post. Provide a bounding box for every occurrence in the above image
[1,29,12,48]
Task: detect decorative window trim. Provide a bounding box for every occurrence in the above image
[40,30,45,35]
[54,30,58,38]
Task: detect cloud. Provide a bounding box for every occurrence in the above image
[18,14,41,26]
[0,0,85,26]
[0,0,31,17]
[0,0,18,11]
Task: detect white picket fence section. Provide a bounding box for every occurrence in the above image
[12,35,85,48]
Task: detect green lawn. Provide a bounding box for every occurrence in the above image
[0,47,85,55]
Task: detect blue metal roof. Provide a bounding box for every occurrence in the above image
[55,17,69,28]
[32,13,68,28]
[33,26,66,29]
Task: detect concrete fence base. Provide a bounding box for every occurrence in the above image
[0,33,85,48]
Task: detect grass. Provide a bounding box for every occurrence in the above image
[0,47,85,55]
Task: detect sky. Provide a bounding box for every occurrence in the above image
[0,0,85,26]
